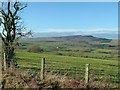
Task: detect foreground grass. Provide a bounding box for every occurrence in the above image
[16,51,118,88]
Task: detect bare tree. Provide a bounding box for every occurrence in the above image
[0,0,31,68]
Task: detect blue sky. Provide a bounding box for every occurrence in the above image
[21,2,118,39]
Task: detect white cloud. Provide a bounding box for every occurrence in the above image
[35,28,118,35]
[33,28,118,39]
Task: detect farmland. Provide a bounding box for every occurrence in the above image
[13,35,119,88]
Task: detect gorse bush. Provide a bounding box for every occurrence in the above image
[27,45,44,53]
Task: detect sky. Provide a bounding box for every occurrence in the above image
[21,2,118,39]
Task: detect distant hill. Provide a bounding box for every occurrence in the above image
[49,35,111,42]
[22,35,112,43]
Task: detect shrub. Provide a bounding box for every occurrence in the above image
[27,45,44,53]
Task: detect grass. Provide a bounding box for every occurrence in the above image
[16,51,118,88]
[18,39,118,58]
[14,38,119,88]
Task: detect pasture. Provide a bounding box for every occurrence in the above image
[16,51,118,88]
[13,36,119,88]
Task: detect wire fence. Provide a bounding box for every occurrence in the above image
[45,60,85,79]
[41,58,118,88]
[2,54,119,88]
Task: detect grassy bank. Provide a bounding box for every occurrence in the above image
[16,51,118,88]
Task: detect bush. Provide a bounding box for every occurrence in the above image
[27,45,44,53]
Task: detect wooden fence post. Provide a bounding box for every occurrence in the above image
[3,53,6,70]
[85,64,90,85]
[41,58,45,80]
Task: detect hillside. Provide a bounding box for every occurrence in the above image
[49,35,111,42]
[18,35,118,59]
[20,35,112,43]
[14,35,118,88]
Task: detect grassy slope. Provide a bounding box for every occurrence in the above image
[16,36,118,87]
[16,51,118,86]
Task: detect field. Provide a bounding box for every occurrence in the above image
[16,51,118,82]
[13,36,119,88]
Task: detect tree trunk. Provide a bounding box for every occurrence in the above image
[4,44,15,67]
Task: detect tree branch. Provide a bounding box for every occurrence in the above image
[8,1,13,18]
[2,28,7,38]
[0,33,6,45]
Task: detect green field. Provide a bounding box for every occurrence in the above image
[16,51,118,87]
[15,36,119,88]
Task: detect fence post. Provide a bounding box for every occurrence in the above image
[3,53,6,70]
[41,58,45,80]
[85,64,90,86]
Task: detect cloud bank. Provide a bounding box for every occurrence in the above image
[32,28,118,39]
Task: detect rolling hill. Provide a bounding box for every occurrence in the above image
[20,35,112,43]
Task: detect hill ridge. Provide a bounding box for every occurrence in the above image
[23,35,112,43]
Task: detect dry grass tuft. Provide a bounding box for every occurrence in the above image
[1,68,118,89]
